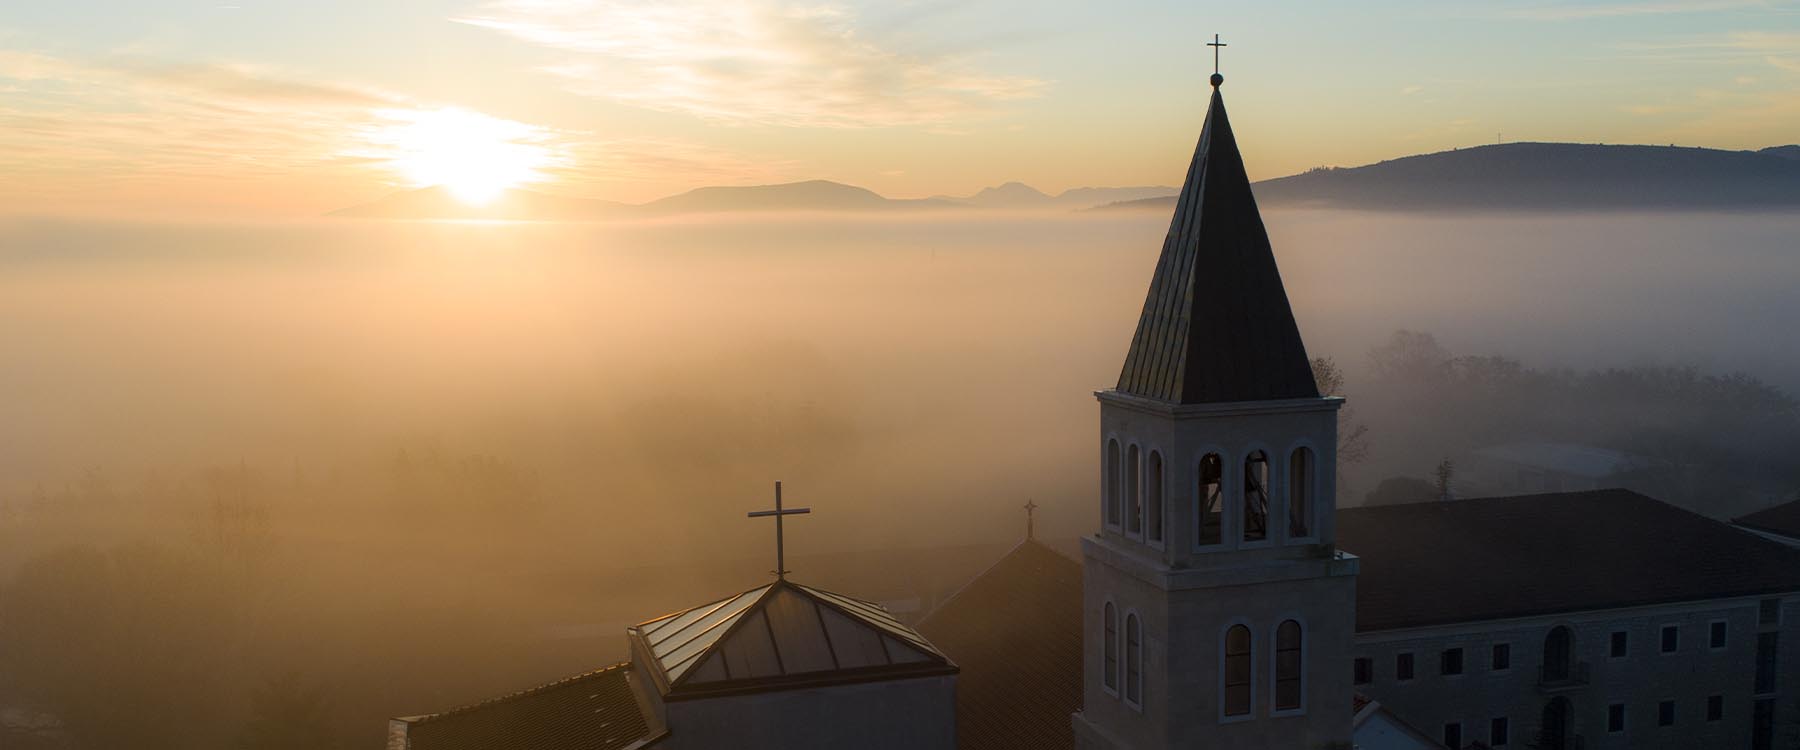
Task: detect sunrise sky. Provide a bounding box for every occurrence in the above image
[2,0,1797,217]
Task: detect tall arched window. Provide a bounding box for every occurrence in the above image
[1224,624,1252,716]
[1125,613,1143,705]
[1243,450,1270,542]
[1198,453,1224,546]
[1103,602,1119,694]
[1288,447,1314,539]
[1275,620,1303,711]
[1127,444,1142,535]
[1146,451,1164,543]
[1105,440,1121,528]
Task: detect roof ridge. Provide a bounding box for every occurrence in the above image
[666,581,783,688]
[405,662,632,725]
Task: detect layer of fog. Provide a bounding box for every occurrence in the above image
[2,209,1797,748]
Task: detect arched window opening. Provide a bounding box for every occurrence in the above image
[1275,620,1303,711]
[1103,602,1119,694]
[1105,440,1121,528]
[1288,448,1314,539]
[1243,450,1270,542]
[1125,614,1143,705]
[1146,451,1165,543]
[1198,453,1224,546]
[1224,624,1252,716]
[1127,444,1143,535]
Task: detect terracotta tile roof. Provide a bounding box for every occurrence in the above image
[397,663,657,750]
[1340,489,1800,632]
[1734,498,1800,540]
[915,539,1084,750]
[1114,85,1319,405]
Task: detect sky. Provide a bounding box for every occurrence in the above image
[1,0,1797,217]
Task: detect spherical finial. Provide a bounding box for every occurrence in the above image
[1210,73,1224,88]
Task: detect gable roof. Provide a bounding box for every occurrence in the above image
[1339,489,1800,632]
[396,663,658,750]
[1734,498,1800,540]
[1114,83,1318,405]
[628,578,955,700]
[915,539,1084,750]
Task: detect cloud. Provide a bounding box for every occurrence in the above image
[1401,85,1424,96]
[1499,0,1780,21]
[454,0,1046,128]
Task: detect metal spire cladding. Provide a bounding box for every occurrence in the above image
[1114,76,1319,404]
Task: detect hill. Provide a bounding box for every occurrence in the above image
[1097,142,1800,213]
[327,186,634,221]
[332,180,963,220]
[637,180,960,215]
[933,183,1177,209]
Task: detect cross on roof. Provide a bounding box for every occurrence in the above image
[747,481,811,580]
[1023,499,1039,540]
[1208,34,1227,87]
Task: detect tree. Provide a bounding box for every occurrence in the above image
[1312,357,1372,489]
[1434,458,1456,501]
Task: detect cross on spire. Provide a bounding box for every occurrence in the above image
[1023,499,1039,540]
[1208,34,1227,87]
[747,480,811,580]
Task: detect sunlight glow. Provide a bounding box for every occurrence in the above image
[367,108,559,205]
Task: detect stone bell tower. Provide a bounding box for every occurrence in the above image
[1072,56,1359,750]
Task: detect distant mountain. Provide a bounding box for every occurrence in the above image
[638,180,960,215]
[328,186,634,221]
[1096,142,1800,213]
[934,183,1178,210]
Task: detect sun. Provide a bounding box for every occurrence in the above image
[370,108,558,206]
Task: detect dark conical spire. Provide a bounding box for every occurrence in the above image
[1115,84,1318,404]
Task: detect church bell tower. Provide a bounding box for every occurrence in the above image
[1072,58,1358,750]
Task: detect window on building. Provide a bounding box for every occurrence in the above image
[1105,440,1121,528]
[1707,695,1723,722]
[1287,447,1313,538]
[1146,451,1164,543]
[1755,632,1778,694]
[1353,657,1372,686]
[1224,624,1252,716]
[1198,453,1223,546]
[1491,642,1511,671]
[1103,602,1118,694]
[1126,444,1142,535]
[1243,450,1270,542]
[1490,716,1509,746]
[1125,613,1142,705]
[1753,698,1774,750]
[1396,652,1415,681]
[1661,625,1679,653]
[1711,620,1728,649]
[1607,703,1626,733]
[1658,700,1675,727]
[1441,647,1464,676]
[1275,620,1303,711]
[1442,722,1462,748]
[1760,598,1780,626]
[1610,630,1629,658]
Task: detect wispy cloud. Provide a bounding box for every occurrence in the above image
[1500,0,1782,21]
[454,0,1047,128]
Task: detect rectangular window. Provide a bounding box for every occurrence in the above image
[1761,598,1781,626]
[1658,700,1675,727]
[1707,695,1723,722]
[1711,620,1728,649]
[1491,716,1509,746]
[1353,657,1372,686]
[1753,698,1774,750]
[1442,722,1462,749]
[1441,647,1464,676]
[1611,630,1629,658]
[1607,703,1626,733]
[1661,625,1679,653]
[1755,632,1779,694]
[1491,643,1511,671]
[1396,652,1415,681]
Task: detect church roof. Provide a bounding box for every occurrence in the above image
[1341,489,1800,631]
[396,663,659,750]
[915,539,1083,750]
[629,578,955,700]
[1734,497,1800,540]
[1115,83,1319,404]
